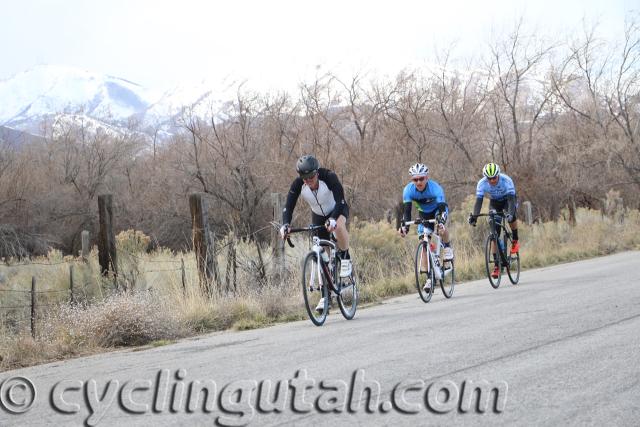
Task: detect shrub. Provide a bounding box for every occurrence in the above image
[42,292,185,348]
[116,229,151,254]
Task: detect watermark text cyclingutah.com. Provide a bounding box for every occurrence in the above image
[0,369,508,426]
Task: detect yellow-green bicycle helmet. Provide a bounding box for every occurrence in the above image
[482,162,500,178]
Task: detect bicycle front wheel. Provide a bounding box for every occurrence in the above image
[484,234,501,289]
[415,241,434,303]
[302,252,328,326]
[504,234,520,284]
[440,258,455,298]
[336,259,358,320]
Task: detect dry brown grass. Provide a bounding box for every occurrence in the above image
[1,207,639,371]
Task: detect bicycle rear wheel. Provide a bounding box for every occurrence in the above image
[415,241,434,303]
[336,258,358,319]
[302,252,328,326]
[503,234,521,284]
[484,234,501,289]
[440,258,455,298]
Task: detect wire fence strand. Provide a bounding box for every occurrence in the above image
[35,289,70,294]
[1,260,68,268]
[144,267,183,273]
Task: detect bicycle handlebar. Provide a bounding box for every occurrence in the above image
[288,225,325,233]
[402,218,438,226]
[284,224,326,248]
[471,210,504,218]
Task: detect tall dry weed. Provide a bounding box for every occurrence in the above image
[1,209,639,370]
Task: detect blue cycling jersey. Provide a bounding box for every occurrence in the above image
[403,180,447,214]
[475,173,516,200]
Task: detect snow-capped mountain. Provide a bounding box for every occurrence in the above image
[142,75,242,129]
[0,65,157,130]
[0,65,239,140]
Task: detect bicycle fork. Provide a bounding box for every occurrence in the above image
[426,248,441,280]
[310,246,332,293]
[419,246,445,280]
[426,236,450,280]
[306,248,323,292]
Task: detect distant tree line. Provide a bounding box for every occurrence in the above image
[0,18,638,255]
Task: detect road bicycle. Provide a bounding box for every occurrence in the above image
[403,218,455,302]
[471,210,520,288]
[285,225,358,326]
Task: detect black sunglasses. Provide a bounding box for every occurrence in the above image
[300,171,318,180]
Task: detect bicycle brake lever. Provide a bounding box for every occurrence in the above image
[286,238,295,248]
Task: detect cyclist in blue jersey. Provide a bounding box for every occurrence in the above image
[468,162,520,278]
[398,163,453,291]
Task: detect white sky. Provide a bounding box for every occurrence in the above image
[1,0,635,92]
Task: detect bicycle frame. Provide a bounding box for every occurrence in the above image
[311,236,339,293]
[404,219,446,280]
[486,211,512,263]
[474,209,520,288]
[284,222,358,325]
[287,225,339,294]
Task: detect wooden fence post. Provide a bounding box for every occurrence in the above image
[522,201,533,225]
[30,276,36,339]
[81,230,90,262]
[181,258,186,298]
[69,265,75,305]
[395,200,404,230]
[225,234,237,294]
[232,242,237,294]
[208,230,221,290]
[98,194,117,279]
[189,193,213,297]
[385,209,393,224]
[271,193,285,281]
[568,196,577,226]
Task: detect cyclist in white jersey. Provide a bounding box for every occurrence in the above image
[280,155,352,312]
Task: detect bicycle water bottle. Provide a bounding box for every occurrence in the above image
[498,239,505,253]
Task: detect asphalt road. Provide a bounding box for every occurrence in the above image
[1,251,639,426]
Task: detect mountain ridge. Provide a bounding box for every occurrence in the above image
[0,65,234,141]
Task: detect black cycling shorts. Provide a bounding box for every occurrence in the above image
[489,198,518,221]
[418,210,438,222]
[311,205,350,241]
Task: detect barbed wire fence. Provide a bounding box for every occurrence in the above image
[0,242,275,337]
[0,275,74,338]
[0,192,311,338]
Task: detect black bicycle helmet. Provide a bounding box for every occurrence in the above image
[296,155,320,179]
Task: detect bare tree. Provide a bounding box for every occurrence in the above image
[485,18,556,168]
[299,73,350,163]
[177,87,273,236]
[605,16,640,190]
[384,71,434,161]
[426,48,492,182]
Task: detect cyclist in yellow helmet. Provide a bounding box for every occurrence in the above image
[468,163,520,278]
